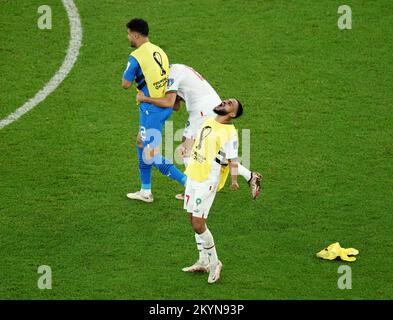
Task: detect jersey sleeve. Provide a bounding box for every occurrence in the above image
[166,69,181,93]
[123,55,139,82]
[222,130,239,160]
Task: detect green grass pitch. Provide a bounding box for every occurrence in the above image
[1,0,392,299]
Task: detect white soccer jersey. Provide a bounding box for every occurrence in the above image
[166,64,222,116]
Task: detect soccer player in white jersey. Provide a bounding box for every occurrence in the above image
[137,64,262,199]
[183,98,243,283]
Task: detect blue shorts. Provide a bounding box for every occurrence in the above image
[139,107,173,148]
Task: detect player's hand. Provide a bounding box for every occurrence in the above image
[231,181,239,191]
[177,145,186,158]
[136,91,146,102]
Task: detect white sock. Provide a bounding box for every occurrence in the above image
[238,163,252,182]
[183,157,190,168]
[199,228,218,265]
[195,233,208,263]
[140,188,151,196]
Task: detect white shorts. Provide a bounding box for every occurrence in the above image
[184,177,218,218]
[183,113,214,140]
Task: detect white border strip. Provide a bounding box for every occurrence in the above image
[0,0,82,130]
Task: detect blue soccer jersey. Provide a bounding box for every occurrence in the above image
[123,55,165,113]
[123,55,173,147]
[122,42,186,191]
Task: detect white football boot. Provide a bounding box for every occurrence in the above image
[208,260,223,284]
[182,260,209,273]
[126,191,153,203]
[248,172,262,200]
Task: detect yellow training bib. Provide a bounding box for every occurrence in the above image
[185,117,237,191]
[131,42,169,98]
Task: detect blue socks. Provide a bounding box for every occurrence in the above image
[152,153,187,186]
[136,146,152,190]
[136,145,187,190]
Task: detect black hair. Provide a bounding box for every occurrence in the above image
[234,99,243,118]
[126,18,149,36]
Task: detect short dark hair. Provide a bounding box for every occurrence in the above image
[234,99,243,118]
[126,18,149,36]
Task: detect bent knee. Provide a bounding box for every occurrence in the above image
[192,219,206,234]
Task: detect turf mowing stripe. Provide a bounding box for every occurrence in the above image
[0,0,82,130]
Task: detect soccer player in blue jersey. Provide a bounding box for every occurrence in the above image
[122,18,186,203]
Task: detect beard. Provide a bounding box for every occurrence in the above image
[129,40,136,48]
[213,107,229,116]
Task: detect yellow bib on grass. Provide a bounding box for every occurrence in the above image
[316,242,359,262]
[185,117,237,192]
[131,42,169,98]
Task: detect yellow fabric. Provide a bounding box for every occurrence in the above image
[185,117,237,192]
[131,42,169,98]
[316,242,359,262]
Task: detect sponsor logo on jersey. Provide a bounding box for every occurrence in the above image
[153,77,168,90]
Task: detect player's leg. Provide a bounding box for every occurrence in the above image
[192,217,222,284]
[182,180,209,272]
[147,108,187,186]
[136,131,152,192]
[126,112,154,202]
[184,182,222,283]
[237,163,252,182]
[181,215,210,273]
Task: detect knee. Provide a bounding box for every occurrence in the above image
[191,218,205,234]
[193,224,204,234]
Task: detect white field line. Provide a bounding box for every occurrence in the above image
[0,0,82,130]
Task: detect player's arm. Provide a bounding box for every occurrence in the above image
[136,91,177,108]
[122,56,138,89]
[225,132,240,190]
[122,78,132,89]
[228,159,240,190]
